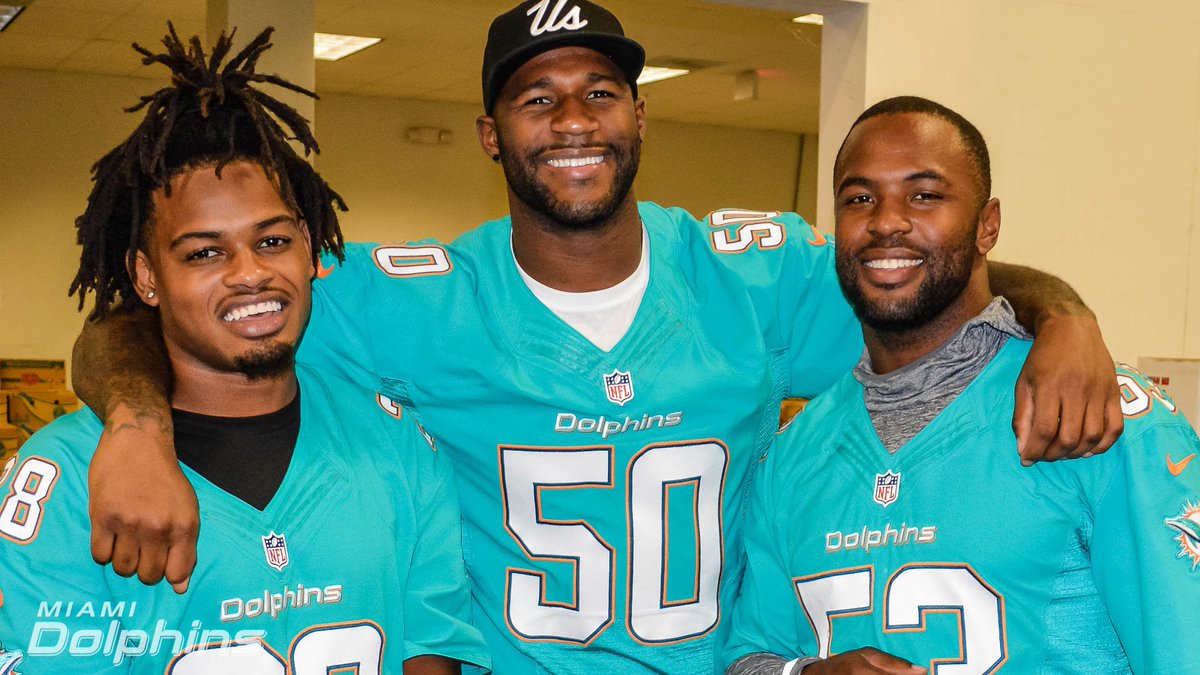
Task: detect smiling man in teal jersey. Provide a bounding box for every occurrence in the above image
[0,28,486,674]
[723,97,1200,674]
[74,2,1123,674]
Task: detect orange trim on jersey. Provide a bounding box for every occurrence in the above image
[166,636,286,673]
[288,620,385,669]
[371,244,454,279]
[625,438,729,647]
[793,565,874,658]
[497,444,617,646]
[881,563,1008,675]
[376,393,403,420]
[0,456,61,546]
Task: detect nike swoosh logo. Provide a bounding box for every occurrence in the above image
[316,258,335,279]
[806,225,828,247]
[1168,453,1196,476]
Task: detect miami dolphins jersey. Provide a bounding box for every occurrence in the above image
[301,202,862,673]
[724,339,1200,673]
[0,366,488,674]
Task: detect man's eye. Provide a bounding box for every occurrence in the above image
[914,192,943,201]
[587,89,615,99]
[260,236,290,249]
[186,248,219,261]
[844,194,872,205]
[523,95,552,106]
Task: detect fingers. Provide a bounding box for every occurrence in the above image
[90,525,115,566]
[109,531,141,578]
[165,538,198,595]
[1012,378,1034,465]
[1014,379,1064,464]
[859,648,927,674]
[1096,387,1125,454]
[137,539,168,586]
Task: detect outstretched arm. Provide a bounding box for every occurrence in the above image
[987,261,1122,463]
[72,306,197,593]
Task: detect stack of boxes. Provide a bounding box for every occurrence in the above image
[1136,357,1200,435]
[0,358,79,463]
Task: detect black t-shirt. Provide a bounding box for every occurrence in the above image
[173,392,300,511]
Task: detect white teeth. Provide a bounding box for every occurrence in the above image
[865,258,922,270]
[546,155,603,168]
[223,301,282,322]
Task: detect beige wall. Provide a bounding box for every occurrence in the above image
[0,68,806,372]
[794,0,1200,364]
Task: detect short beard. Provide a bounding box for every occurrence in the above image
[836,226,977,335]
[499,137,640,230]
[233,342,295,381]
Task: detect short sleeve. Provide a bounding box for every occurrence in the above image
[0,414,133,674]
[1087,374,1200,673]
[775,218,861,399]
[721,437,809,667]
[381,413,490,670]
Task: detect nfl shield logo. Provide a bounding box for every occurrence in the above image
[262,532,289,572]
[873,470,901,508]
[602,369,635,406]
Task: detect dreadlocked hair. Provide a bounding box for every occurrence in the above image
[70,23,347,317]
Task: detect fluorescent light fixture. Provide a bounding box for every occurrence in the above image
[791,13,824,26]
[0,4,26,32]
[314,32,381,61]
[637,66,689,86]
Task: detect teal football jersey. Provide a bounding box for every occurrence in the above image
[725,340,1200,673]
[0,367,488,674]
[301,203,862,673]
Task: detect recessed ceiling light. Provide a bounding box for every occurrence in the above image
[637,66,690,86]
[0,4,26,32]
[314,33,381,61]
[791,13,824,26]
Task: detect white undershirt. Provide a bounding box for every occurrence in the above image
[514,227,650,352]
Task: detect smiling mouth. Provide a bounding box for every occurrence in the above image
[223,300,283,322]
[545,155,604,168]
[864,258,923,270]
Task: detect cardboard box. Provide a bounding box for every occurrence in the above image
[1136,357,1200,435]
[0,425,22,463]
[7,390,78,434]
[0,359,66,391]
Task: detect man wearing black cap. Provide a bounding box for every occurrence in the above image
[75,1,1123,673]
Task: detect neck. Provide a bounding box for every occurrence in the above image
[510,193,642,292]
[863,274,993,375]
[168,350,298,417]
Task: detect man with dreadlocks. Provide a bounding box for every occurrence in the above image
[0,27,488,674]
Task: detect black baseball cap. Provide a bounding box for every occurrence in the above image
[482,0,646,113]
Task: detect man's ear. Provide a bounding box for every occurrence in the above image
[634,97,647,141]
[298,220,315,279]
[976,197,1001,256]
[477,114,500,162]
[132,249,160,307]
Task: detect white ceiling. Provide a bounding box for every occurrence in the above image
[0,0,822,133]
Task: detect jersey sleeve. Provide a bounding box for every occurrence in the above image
[1086,369,1200,673]
[721,436,809,667]
[379,412,490,670]
[0,414,132,674]
[774,216,862,399]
